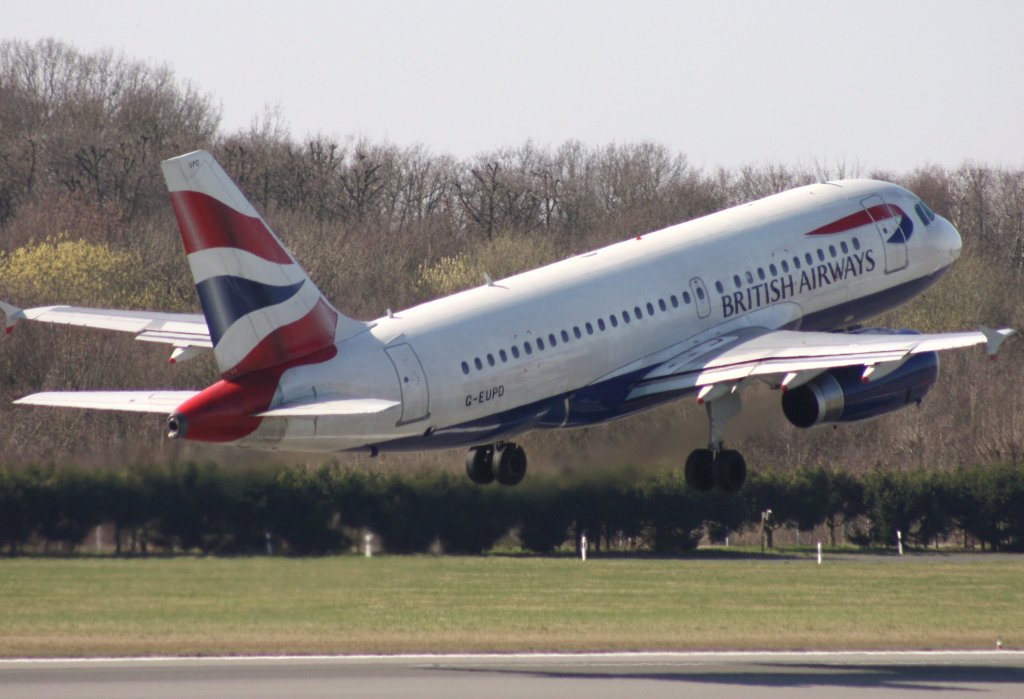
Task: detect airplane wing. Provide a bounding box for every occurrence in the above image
[627,326,1015,403]
[13,391,199,413]
[1,301,210,363]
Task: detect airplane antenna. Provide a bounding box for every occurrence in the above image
[483,272,494,286]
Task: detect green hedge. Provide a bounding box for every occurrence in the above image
[1,461,1023,555]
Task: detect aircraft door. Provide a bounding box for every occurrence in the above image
[861,195,908,273]
[384,343,430,425]
[689,278,712,318]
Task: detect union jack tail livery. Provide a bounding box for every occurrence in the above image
[161,151,363,379]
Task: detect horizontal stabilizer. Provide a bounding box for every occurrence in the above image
[257,396,400,418]
[1,303,210,345]
[14,391,199,414]
[1,302,211,363]
[1,300,24,332]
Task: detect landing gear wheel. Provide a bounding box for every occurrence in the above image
[465,445,495,484]
[712,449,747,493]
[492,443,528,486]
[684,448,715,492]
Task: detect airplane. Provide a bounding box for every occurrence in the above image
[1,150,1014,492]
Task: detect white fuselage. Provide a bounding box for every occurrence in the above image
[247,179,962,452]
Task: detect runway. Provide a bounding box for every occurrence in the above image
[2,651,1024,699]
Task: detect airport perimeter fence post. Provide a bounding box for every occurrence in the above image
[760,509,772,554]
[365,532,373,558]
[817,541,822,565]
[581,534,587,561]
[897,530,903,556]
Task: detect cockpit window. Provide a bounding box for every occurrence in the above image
[915,201,936,225]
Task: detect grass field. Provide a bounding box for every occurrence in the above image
[1,551,1022,657]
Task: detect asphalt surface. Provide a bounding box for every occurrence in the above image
[2,651,1023,699]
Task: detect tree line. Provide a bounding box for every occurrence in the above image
[2,460,1022,556]
[1,38,1023,480]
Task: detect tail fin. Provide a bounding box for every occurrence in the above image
[161,150,365,378]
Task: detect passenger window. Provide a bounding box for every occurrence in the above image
[499,349,507,362]
[745,271,754,284]
[610,315,618,328]
[670,295,679,308]
[474,357,483,370]
[805,252,813,265]
[696,286,705,300]
[549,333,557,346]
[598,318,606,331]
[524,341,533,355]
[781,260,789,273]
[585,322,594,335]
[537,338,545,350]
[461,361,470,375]
[852,237,861,250]
[757,268,765,281]
[817,249,825,261]
[840,241,849,254]
[829,245,837,257]
[574,326,582,339]
[622,311,631,324]
[683,291,692,304]
[769,263,777,276]
[658,299,667,312]
[634,306,642,320]
[733,275,742,288]
[646,302,655,315]
[511,346,520,359]
[793,256,801,269]
[561,330,570,342]
[487,353,495,367]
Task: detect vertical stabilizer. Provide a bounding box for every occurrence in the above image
[161,150,365,378]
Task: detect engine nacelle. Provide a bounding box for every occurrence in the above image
[781,351,939,428]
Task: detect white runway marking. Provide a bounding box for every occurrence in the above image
[6,649,1024,663]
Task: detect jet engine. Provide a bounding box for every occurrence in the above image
[781,351,939,428]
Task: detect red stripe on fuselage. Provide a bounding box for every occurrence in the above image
[223,298,339,379]
[807,204,900,235]
[175,344,338,443]
[169,190,292,263]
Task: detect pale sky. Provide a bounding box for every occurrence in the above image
[5,0,1023,173]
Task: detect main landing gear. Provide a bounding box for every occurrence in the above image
[684,447,746,493]
[466,442,528,486]
[684,389,747,493]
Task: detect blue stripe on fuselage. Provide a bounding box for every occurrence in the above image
[369,364,664,452]
[196,276,305,345]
